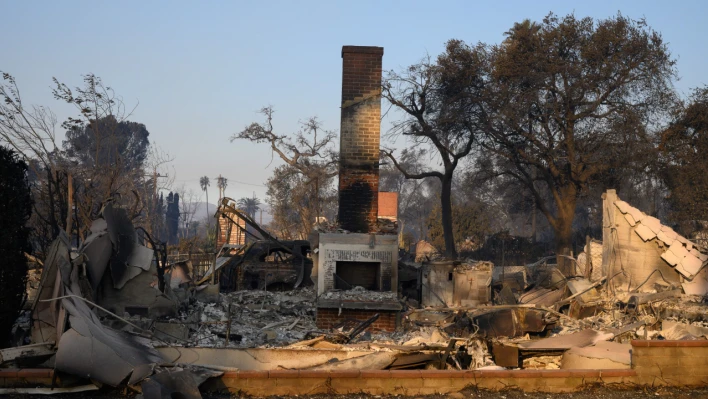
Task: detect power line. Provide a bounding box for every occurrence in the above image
[173,177,266,187]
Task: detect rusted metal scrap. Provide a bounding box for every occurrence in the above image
[445,307,555,338]
[202,198,314,292]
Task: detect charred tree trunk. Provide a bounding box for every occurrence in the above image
[440,174,457,259]
[552,185,578,276]
[46,168,59,238]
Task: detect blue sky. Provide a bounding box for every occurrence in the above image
[4,1,708,207]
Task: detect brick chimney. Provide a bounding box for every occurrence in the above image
[338,46,384,233]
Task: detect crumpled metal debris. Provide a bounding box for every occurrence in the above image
[27,208,217,398]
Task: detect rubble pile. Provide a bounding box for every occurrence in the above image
[174,288,318,347]
[321,286,398,302]
[6,189,708,396]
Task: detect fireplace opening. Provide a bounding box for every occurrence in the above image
[335,261,381,290]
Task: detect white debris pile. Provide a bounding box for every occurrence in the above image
[167,287,318,348]
[321,286,399,302]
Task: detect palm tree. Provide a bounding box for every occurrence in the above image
[216,175,228,200]
[237,196,261,219]
[200,176,210,228]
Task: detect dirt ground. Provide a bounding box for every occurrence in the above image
[3,386,708,399]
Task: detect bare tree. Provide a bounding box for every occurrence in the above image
[175,185,202,239]
[0,72,66,241]
[381,44,489,259]
[231,106,338,237]
[141,144,175,239]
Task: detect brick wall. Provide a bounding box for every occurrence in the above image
[378,192,398,221]
[338,46,383,233]
[217,213,246,248]
[316,308,397,332]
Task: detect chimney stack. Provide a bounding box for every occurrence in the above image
[338,46,384,233]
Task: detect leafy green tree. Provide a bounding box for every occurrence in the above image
[62,115,149,170]
[480,13,677,256]
[660,86,708,233]
[237,196,262,219]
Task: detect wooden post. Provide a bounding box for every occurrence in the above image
[225,301,232,346]
[585,235,592,280]
[65,172,73,235]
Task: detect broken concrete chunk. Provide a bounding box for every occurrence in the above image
[624,213,637,227]
[660,225,678,236]
[627,207,645,224]
[662,321,708,340]
[517,329,613,350]
[682,267,708,296]
[678,255,704,277]
[561,341,631,369]
[656,230,676,246]
[642,216,662,234]
[308,352,396,370]
[675,263,694,279]
[614,200,632,214]
[634,224,656,242]
[668,241,690,259]
[661,250,681,267]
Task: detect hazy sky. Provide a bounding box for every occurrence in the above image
[4,1,708,208]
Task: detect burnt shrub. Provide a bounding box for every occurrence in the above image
[0,146,32,347]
